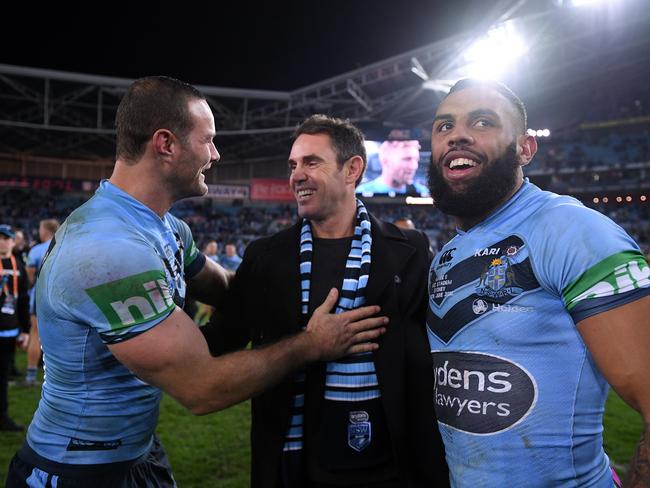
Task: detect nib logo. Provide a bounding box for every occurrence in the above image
[86,270,174,330]
[109,280,173,325]
[568,257,650,308]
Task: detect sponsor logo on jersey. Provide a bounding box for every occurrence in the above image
[472,298,489,315]
[474,247,501,257]
[566,255,650,309]
[86,270,174,330]
[472,298,533,315]
[432,351,537,435]
[427,235,541,342]
[434,248,457,275]
[67,437,122,451]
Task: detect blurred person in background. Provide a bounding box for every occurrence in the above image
[22,218,59,387]
[357,140,429,196]
[11,229,28,266]
[0,224,30,431]
[8,228,28,380]
[220,242,242,271]
[203,239,220,263]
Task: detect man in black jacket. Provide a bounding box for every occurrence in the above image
[0,224,30,431]
[204,115,448,487]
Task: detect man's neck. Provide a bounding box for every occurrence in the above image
[310,202,358,239]
[109,162,173,218]
[454,179,525,231]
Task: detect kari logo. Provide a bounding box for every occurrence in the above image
[432,351,537,435]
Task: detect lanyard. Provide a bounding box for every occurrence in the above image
[0,255,18,298]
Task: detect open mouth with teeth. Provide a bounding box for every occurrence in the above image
[296,188,315,200]
[445,157,481,180]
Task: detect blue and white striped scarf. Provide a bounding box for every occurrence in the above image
[283,199,380,453]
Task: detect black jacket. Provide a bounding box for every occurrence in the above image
[204,214,449,487]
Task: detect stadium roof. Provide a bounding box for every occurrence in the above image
[1,0,650,162]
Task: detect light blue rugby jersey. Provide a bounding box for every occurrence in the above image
[27,180,203,464]
[427,180,649,488]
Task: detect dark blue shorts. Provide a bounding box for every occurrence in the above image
[5,436,176,488]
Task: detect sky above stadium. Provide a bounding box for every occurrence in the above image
[3,0,528,91]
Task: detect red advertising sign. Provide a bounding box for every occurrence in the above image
[250,178,294,202]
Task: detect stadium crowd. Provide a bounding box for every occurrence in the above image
[1,186,649,259]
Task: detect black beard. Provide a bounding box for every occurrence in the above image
[427,142,519,218]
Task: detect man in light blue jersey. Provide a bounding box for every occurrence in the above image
[5,76,387,488]
[426,78,650,487]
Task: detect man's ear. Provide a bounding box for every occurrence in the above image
[346,155,365,185]
[152,129,175,157]
[517,133,537,168]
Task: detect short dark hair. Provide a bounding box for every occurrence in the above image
[446,78,528,134]
[293,114,367,186]
[115,76,205,162]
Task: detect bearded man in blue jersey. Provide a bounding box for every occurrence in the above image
[426,78,650,487]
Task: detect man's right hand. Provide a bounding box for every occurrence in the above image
[304,288,388,361]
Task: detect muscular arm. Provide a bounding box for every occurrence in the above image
[108,288,387,415]
[577,295,650,487]
[187,254,233,307]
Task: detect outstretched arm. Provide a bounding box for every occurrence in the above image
[108,288,387,415]
[187,254,233,307]
[578,295,650,487]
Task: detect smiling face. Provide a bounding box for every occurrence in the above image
[174,98,220,199]
[428,84,536,228]
[288,133,358,232]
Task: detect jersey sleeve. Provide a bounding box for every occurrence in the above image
[50,235,176,344]
[26,245,41,268]
[529,200,650,323]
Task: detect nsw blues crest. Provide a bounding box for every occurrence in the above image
[348,411,371,452]
[476,255,523,299]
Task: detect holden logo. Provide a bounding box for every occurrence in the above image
[472,298,489,315]
[432,351,537,435]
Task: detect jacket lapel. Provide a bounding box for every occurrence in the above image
[364,214,416,305]
[264,222,303,334]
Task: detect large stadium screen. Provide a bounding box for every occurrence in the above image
[356,139,430,197]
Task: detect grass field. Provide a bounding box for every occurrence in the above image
[0,350,643,486]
